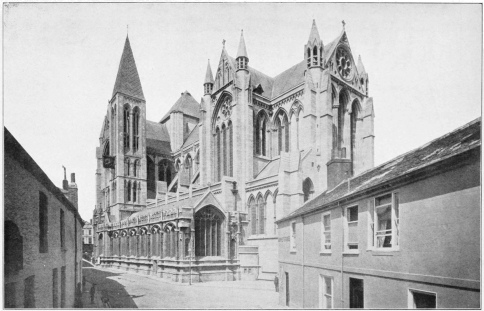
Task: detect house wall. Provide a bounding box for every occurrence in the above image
[4,153,83,308]
[278,158,480,308]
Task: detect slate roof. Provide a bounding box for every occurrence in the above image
[146,120,171,155]
[279,118,481,223]
[130,195,201,220]
[112,36,145,101]
[181,125,199,149]
[160,91,200,123]
[271,61,307,99]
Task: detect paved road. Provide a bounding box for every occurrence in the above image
[82,266,281,309]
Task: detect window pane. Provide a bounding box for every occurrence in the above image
[376,194,391,206]
[413,291,436,308]
[325,277,332,295]
[376,206,392,230]
[348,206,358,222]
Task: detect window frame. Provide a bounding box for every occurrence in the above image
[319,275,333,309]
[344,205,359,252]
[370,192,400,251]
[408,289,437,309]
[320,212,332,254]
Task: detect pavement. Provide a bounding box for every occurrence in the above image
[81,265,282,309]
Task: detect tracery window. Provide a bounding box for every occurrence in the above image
[350,100,360,176]
[123,105,130,152]
[337,90,350,156]
[214,96,233,181]
[158,159,173,191]
[195,206,224,257]
[133,107,140,152]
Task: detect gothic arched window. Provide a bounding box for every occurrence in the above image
[133,181,137,203]
[127,181,132,202]
[185,155,193,184]
[125,158,130,176]
[228,121,233,176]
[147,157,155,199]
[313,46,318,66]
[303,178,314,202]
[158,159,173,189]
[255,112,267,156]
[123,105,130,153]
[257,195,266,234]
[307,47,311,67]
[338,90,350,157]
[133,107,140,153]
[248,197,257,235]
[194,206,224,257]
[216,127,221,182]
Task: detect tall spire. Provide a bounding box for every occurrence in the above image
[308,19,322,44]
[236,30,248,59]
[112,36,145,101]
[204,59,214,84]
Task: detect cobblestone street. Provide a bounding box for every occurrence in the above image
[82,264,280,309]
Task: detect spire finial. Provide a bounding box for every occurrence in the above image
[127,24,129,36]
[222,39,226,47]
[342,20,346,30]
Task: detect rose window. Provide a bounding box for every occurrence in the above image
[336,47,353,80]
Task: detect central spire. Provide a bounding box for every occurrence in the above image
[112,36,145,101]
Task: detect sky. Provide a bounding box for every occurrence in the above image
[3,3,482,221]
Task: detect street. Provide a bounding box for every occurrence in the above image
[81,263,281,309]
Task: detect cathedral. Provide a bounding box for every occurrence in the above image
[93,20,375,283]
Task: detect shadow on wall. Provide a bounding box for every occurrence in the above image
[82,267,138,308]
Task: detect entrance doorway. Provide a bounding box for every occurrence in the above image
[349,278,364,308]
[285,272,290,306]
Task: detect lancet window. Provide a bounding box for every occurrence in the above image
[133,107,140,152]
[123,105,130,153]
[213,96,233,182]
[158,159,173,190]
[255,111,268,156]
[274,110,290,155]
[248,195,267,235]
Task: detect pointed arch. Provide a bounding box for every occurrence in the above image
[273,109,290,154]
[147,156,155,199]
[350,98,362,176]
[302,177,314,202]
[158,159,174,189]
[312,46,318,66]
[228,120,233,177]
[185,154,193,184]
[337,89,351,154]
[133,181,137,202]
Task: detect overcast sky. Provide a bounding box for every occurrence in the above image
[4,3,482,221]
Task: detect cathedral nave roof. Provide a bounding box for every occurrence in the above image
[160,91,201,123]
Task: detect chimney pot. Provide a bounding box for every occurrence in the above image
[71,173,76,183]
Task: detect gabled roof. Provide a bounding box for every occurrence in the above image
[146,120,171,155]
[160,91,200,123]
[112,36,145,101]
[181,125,199,150]
[248,66,275,99]
[279,118,481,223]
[271,61,306,99]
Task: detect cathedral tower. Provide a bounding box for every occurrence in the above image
[96,35,147,223]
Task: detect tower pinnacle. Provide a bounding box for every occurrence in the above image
[236,30,248,59]
[308,19,322,44]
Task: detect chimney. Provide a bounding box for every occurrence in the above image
[62,166,68,190]
[326,158,352,190]
[68,172,78,210]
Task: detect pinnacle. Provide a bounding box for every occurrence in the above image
[204,59,214,84]
[357,55,366,74]
[112,36,145,101]
[308,19,322,45]
[236,30,248,59]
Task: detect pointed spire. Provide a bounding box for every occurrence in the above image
[204,59,214,84]
[236,30,248,59]
[357,55,366,74]
[308,19,322,44]
[112,36,145,101]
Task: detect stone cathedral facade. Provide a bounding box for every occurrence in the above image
[93,20,375,283]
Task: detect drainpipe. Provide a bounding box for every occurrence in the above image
[302,215,305,308]
[340,203,344,308]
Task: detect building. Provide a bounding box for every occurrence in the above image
[93,20,375,282]
[82,220,94,259]
[276,118,481,308]
[4,128,84,308]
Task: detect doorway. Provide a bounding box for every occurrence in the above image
[285,272,290,306]
[349,278,364,308]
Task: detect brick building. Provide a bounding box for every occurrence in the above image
[276,118,481,308]
[4,128,84,308]
[93,20,375,282]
